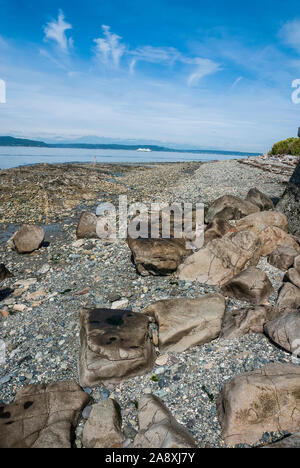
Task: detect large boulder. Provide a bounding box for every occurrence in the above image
[143,294,226,353]
[217,363,300,447]
[257,226,300,257]
[277,283,300,314]
[246,188,274,211]
[10,225,45,254]
[276,159,300,238]
[264,311,300,354]
[132,395,197,448]
[0,382,90,448]
[204,218,236,245]
[295,255,300,272]
[220,306,278,340]
[267,244,299,271]
[0,264,13,281]
[79,308,155,387]
[82,400,124,448]
[205,195,259,224]
[221,268,274,305]
[237,211,289,235]
[178,231,261,286]
[128,237,192,276]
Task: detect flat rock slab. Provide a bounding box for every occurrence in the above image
[221,305,278,340]
[205,195,259,224]
[132,395,197,448]
[177,230,261,286]
[0,381,90,448]
[128,237,192,276]
[79,308,155,387]
[82,399,124,448]
[221,267,274,305]
[264,311,300,354]
[143,294,226,352]
[218,363,300,447]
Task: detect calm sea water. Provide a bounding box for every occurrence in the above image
[0,147,258,169]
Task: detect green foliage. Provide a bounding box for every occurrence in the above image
[270,137,300,156]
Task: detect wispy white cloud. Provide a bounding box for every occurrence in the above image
[94,25,126,68]
[93,25,220,84]
[44,10,73,53]
[280,19,300,53]
[186,58,221,86]
[231,76,243,88]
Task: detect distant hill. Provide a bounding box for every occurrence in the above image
[0,135,260,156]
[0,136,48,147]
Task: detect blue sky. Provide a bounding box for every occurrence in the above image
[1,0,300,151]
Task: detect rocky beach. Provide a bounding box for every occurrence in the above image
[0,156,300,449]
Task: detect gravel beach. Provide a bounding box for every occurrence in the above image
[0,159,296,448]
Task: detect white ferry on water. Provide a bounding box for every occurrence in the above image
[136,148,152,152]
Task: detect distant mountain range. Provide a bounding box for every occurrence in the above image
[0,136,260,156]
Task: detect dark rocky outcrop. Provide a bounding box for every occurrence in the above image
[276,159,300,238]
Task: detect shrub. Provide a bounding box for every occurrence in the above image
[270,137,300,156]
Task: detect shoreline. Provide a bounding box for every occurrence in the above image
[0,158,296,448]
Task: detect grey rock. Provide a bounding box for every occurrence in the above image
[221,306,278,340]
[246,188,274,211]
[221,267,274,305]
[277,282,300,314]
[264,310,300,354]
[0,381,90,448]
[82,400,124,448]
[79,308,155,387]
[268,244,299,271]
[132,394,197,448]
[12,225,45,254]
[218,363,300,447]
[143,294,226,352]
[205,195,259,224]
